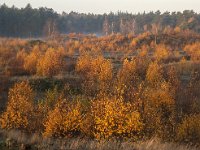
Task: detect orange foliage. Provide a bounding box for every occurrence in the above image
[91,98,143,140]
[154,44,171,62]
[43,100,83,138]
[37,47,65,77]
[115,58,140,100]
[24,46,42,74]
[184,42,200,61]
[0,82,34,131]
[1,34,200,143]
[146,61,164,86]
[76,52,113,96]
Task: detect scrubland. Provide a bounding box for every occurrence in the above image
[0,31,200,149]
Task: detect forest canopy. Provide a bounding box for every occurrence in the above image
[0,4,200,37]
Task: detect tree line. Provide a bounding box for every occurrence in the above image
[0,3,200,37]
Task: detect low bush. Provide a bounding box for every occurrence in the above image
[177,114,200,145]
[90,98,143,140]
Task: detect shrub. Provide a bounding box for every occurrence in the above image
[142,81,176,139]
[0,82,34,131]
[146,61,164,86]
[177,114,200,145]
[115,58,140,101]
[154,44,171,62]
[90,98,143,140]
[43,100,83,138]
[76,53,113,96]
[184,42,200,61]
[37,47,65,77]
[24,46,42,74]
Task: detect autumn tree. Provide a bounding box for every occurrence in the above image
[154,44,171,62]
[16,50,27,69]
[91,98,143,140]
[166,66,180,99]
[76,52,113,96]
[43,100,83,138]
[0,82,34,131]
[24,45,42,74]
[115,58,140,101]
[14,49,28,74]
[184,42,200,61]
[142,62,176,139]
[146,61,164,86]
[177,114,200,145]
[4,49,27,76]
[37,47,65,77]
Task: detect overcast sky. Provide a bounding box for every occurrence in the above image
[1,0,200,14]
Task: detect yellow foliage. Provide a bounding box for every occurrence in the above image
[91,98,143,140]
[177,115,200,145]
[24,46,42,74]
[116,58,139,100]
[146,61,163,86]
[16,49,27,67]
[174,26,181,33]
[43,100,83,138]
[37,47,65,77]
[142,81,175,139]
[130,39,138,47]
[154,44,171,62]
[145,81,175,107]
[139,45,149,57]
[76,53,113,96]
[1,35,199,143]
[118,58,137,83]
[0,82,34,131]
[184,42,200,61]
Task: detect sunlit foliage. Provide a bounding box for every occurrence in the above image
[43,100,83,138]
[37,47,65,77]
[115,58,140,101]
[91,98,143,140]
[154,44,171,62]
[24,46,42,74]
[76,52,113,96]
[0,82,34,131]
[184,42,200,61]
[0,32,200,145]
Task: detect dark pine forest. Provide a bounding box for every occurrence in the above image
[0,4,200,37]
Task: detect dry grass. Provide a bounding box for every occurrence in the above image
[0,130,198,150]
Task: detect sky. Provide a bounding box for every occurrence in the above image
[1,0,200,14]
